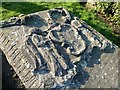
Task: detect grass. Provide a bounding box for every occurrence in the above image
[0,2,120,47]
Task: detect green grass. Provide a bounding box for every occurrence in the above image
[0,2,120,47]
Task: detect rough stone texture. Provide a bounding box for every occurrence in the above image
[0,8,119,89]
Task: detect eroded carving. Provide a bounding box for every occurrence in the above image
[1,8,117,88]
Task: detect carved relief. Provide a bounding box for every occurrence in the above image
[1,8,117,88]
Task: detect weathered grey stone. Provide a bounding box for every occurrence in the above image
[0,8,119,89]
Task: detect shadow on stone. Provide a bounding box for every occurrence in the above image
[26,15,48,28]
[62,66,90,88]
[87,46,102,67]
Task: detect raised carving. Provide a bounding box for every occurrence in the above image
[1,8,117,88]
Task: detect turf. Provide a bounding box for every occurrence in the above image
[0,2,120,47]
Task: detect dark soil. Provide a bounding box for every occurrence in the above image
[2,51,26,89]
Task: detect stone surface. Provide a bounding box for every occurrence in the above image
[0,8,119,89]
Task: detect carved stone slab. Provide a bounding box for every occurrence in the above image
[0,8,119,88]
